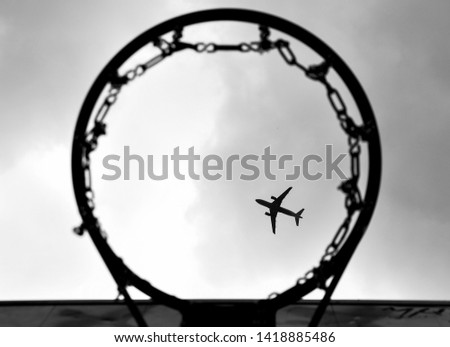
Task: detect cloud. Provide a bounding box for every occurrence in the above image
[0,144,118,299]
[2,0,450,303]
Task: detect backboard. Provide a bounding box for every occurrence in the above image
[2,300,449,327]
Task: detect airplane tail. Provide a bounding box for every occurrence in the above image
[294,209,304,226]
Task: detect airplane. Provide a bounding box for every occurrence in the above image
[255,187,304,234]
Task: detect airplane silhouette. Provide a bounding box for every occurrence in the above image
[256,187,304,234]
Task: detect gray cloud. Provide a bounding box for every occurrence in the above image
[2,0,450,301]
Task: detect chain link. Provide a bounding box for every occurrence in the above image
[274,40,308,72]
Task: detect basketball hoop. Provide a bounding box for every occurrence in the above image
[72,8,381,326]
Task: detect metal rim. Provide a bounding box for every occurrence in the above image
[72,8,381,311]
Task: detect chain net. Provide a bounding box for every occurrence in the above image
[75,25,368,298]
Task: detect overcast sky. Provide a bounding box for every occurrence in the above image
[1,0,449,301]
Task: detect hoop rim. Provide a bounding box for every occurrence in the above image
[72,8,382,311]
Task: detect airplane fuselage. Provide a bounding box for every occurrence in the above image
[256,187,304,233]
[255,199,296,217]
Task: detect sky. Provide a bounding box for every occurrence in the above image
[0,0,449,302]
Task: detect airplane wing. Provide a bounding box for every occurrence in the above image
[270,211,277,234]
[274,187,292,207]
